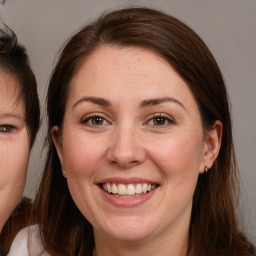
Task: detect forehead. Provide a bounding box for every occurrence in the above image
[0,68,24,112]
[68,45,196,106]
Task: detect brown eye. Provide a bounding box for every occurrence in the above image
[0,125,15,133]
[146,114,175,127]
[91,116,104,125]
[82,115,110,126]
[153,117,167,125]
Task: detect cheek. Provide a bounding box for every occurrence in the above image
[148,132,204,181]
[62,132,105,179]
[0,132,30,226]
[0,138,29,189]
[62,133,104,219]
[147,133,203,222]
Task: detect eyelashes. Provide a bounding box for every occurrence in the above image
[146,114,175,127]
[82,115,110,126]
[81,113,111,126]
[0,125,16,133]
[81,113,175,128]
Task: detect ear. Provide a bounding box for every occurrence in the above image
[51,125,65,170]
[199,120,223,174]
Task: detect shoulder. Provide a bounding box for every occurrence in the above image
[7,225,48,256]
[7,225,31,256]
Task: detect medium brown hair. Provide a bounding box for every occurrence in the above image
[34,7,254,255]
[0,25,40,147]
[0,26,40,255]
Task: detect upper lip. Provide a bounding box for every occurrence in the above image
[96,177,159,185]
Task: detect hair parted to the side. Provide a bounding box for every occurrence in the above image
[33,7,255,256]
[0,25,40,147]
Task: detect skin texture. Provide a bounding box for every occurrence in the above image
[53,46,222,256]
[0,69,30,232]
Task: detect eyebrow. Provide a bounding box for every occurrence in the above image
[140,97,186,110]
[72,97,112,109]
[0,113,25,121]
[72,96,186,111]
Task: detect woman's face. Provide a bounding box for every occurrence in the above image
[0,69,30,232]
[54,46,221,244]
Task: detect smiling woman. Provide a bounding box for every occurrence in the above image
[8,7,255,256]
[52,46,213,242]
[0,25,40,255]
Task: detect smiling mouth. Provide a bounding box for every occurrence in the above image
[100,183,158,198]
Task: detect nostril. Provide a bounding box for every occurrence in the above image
[106,132,146,167]
[109,158,141,168]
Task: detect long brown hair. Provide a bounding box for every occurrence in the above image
[33,7,255,255]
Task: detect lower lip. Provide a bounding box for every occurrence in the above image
[99,186,157,207]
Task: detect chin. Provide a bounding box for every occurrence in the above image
[98,215,156,242]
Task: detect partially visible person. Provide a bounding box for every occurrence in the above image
[0,25,40,255]
[8,7,255,256]
[0,197,32,254]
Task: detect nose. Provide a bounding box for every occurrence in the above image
[106,125,146,168]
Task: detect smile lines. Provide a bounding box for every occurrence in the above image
[101,183,157,197]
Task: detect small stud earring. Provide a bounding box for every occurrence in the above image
[204,166,208,173]
[62,169,66,177]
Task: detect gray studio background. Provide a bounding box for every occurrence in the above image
[0,0,255,244]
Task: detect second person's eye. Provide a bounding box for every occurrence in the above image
[0,125,15,133]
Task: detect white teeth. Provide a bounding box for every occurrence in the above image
[142,183,148,193]
[112,183,118,194]
[102,182,156,196]
[118,184,126,195]
[102,183,107,191]
[127,184,136,195]
[107,183,112,193]
[135,184,142,194]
